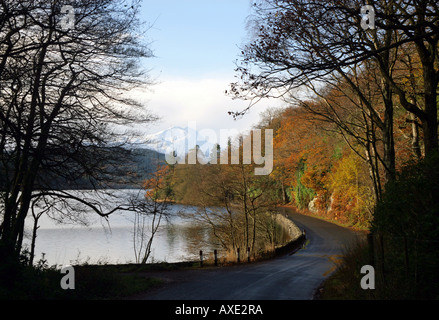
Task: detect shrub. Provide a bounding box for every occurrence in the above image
[321,152,439,299]
[371,152,439,299]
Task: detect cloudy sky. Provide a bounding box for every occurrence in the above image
[136,0,283,137]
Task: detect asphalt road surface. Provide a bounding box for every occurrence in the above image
[133,207,362,300]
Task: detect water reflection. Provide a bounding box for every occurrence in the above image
[23,200,219,266]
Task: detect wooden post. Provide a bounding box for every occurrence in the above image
[237,248,240,263]
[200,250,203,267]
[214,249,218,266]
[247,247,250,263]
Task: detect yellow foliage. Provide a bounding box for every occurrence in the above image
[328,151,374,227]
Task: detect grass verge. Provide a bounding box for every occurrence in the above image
[317,236,439,300]
[0,263,164,300]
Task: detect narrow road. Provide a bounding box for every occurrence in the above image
[133,207,362,300]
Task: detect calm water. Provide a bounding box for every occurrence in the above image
[23,190,218,266]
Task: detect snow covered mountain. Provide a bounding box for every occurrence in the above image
[142,126,218,162]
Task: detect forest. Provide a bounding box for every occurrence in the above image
[158,0,439,299]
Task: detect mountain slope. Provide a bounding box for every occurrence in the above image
[143,126,218,162]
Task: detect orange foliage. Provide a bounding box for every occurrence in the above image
[143,165,170,199]
[273,105,335,187]
[272,104,373,227]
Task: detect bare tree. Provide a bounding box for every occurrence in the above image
[0,0,156,264]
[132,164,172,264]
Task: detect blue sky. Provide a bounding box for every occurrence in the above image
[136,1,282,136]
[140,0,252,78]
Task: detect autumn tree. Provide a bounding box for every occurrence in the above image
[329,149,374,227]
[168,130,286,256]
[269,103,375,227]
[230,0,439,187]
[297,68,389,200]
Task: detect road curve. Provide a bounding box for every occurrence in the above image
[133,207,362,300]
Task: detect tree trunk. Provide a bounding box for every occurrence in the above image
[416,41,438,157]
[382,83,396,182]
[422,69,438,157]
[410,113,422,160]
[29,217,40,266]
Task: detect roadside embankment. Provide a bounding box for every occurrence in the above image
[271,213,306,258]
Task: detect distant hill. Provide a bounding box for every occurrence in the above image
[0,147,167,191]
[1,125,223,191]
[66,147,167,189]
[120,147,167,188]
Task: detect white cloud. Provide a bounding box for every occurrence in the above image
[134,76,281,137]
